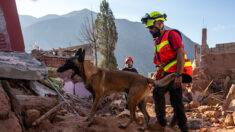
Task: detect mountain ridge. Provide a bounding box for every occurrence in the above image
[19,9,195,76]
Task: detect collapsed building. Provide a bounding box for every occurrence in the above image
[31,44,95,68]
[191,28,235,105]
[1,0,235,131]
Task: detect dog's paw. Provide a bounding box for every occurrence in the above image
[118,124,127,129]
[88,121,93,127]
[137,127,146,131]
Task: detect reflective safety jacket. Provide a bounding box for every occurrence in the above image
[154,30,193,83]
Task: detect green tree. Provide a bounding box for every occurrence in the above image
[95,0,118,70]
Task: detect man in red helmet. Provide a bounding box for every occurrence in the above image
[122,57,138,109]
[122,57,138,73]
[141,11,193,132]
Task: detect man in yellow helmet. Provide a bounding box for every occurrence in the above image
[141,12,193,132]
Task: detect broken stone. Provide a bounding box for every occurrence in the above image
[0,112,22,132]
[184,103,191,111]
[30,81,57,96]
[16,95,57,115]
[204,111,221,118]
[187,118,203,130]
[24,109,40,127]
[117,109,130,118]
[199,128,207,132]
[0,52,47,80]
[218,118,224,123]
[223,85,235,111]
[195,113,202,118]
[233,112,235,125]
[224,76,230,91]
[227,99,235,111]
[226,126,235,129]
[0,83,10,119]
[207,98,220,106]
[101,113,111,117]
[112,99,122,106]
[189,101,200,108]
[213,123,222,127]
[135,115,144,125]
[210,117,219,123]
[38,119,53,131]
[53,115,66,123]
[225,114,234,126]
[222,111,226,116]
[57,109,68,115]
[198,105,213,113]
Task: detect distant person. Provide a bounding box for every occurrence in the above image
[122,57,138,73]
[122,57,138,110]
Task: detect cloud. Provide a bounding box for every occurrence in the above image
[213,24,235,31]
[31,0,38,1]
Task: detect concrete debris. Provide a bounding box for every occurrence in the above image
[16,95,57,115]
[189,101,200,108]
[233,112,235,125]
[225,114,234,126]
[223,84,235,110]
[30,81,57,96]
[187,118,203,130]
[1,38,235,131]
[0,81,22,132]
[224,76,231,91]
[25,109,40,127]
[204,111,221,118]
[0,52,47,80]
[198,105,213,113]
[113,99,122,106]
[1,75,235,132]
[0,83,11,120]
[117,109,130,118]
[32,102,65,127]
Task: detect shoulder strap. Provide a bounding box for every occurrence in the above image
[168,29,182,49]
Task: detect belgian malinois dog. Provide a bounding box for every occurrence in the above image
[57,48,176,131]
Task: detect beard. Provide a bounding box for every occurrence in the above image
[150,27,161,38]
[127,64,133,68]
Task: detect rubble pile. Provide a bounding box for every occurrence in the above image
[1,78,235,132]
[0,52,235,132]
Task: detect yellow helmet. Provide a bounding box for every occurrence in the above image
[141,11,167,28]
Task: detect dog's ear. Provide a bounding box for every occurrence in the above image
[75,48,82,56]
[78,49,86,62]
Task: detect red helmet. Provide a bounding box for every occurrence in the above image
[125,57,133,64]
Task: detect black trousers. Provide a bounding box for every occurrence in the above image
[153,80,188,131]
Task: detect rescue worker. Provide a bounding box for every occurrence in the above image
[122,57,138,73]
[141,11,193,132]
[122,57,138,109]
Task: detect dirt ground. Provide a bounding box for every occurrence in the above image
[1,77,235,132]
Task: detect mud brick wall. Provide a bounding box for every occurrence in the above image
[43,56,67,68]
[210,42,235,52]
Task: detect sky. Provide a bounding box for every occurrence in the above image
[15,0,235,47]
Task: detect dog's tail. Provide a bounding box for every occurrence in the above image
[147,73,177,87]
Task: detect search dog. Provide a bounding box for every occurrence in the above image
[57,48,176,131]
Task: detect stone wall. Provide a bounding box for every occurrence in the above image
[200,51,235,82]
[192,28,235,99]
[43,56,67,68]
[31,54,94,68]
[210,42,235,53]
